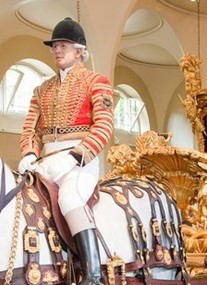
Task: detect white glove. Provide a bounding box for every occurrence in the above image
[18,154,37,174]
[46,154,77,182]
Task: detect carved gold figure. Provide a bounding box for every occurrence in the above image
[180,53,207,152]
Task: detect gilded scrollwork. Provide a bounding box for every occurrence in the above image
[102,144,138,181]
[179,53,207,276]
[180,53,207,152]
[180,53,202,96]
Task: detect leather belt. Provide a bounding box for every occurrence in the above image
[42,126,90,135]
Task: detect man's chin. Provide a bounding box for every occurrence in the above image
[55,59,64,67]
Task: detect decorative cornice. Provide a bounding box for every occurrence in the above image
[122,14,163,39]
[15,10,51,34]
[158,0,207,17]
[118,53,179,68]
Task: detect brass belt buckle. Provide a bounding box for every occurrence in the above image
[24,227,39,253]
[48,227,62,253]
[106,254,127,285]
[151,218,161,236]
[53,126,57,140]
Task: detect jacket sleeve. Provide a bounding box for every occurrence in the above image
[72,74,114,164]
[20,87,43,157]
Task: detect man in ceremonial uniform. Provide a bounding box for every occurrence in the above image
[18,17,114,285]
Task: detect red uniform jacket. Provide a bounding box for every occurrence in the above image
[20,63,114,164]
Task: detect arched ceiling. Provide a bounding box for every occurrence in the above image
[160,0,207,15]
[15,0,77,32]
[120,8,182,65]
[0,0,206,68]
[120,0,207,66]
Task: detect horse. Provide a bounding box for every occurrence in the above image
[0,158,192,285]
[0,158,70,285]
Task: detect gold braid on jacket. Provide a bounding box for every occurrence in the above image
[20,63,114,164]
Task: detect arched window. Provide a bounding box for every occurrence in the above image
[0,59,55,133]
[114,84,150,146]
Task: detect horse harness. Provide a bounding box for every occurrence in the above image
[0,159,191,285]
[0,160,67,285]
[96,177,191,285]
[21,175,68,285]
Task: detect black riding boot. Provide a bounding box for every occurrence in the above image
[73,229,105,285]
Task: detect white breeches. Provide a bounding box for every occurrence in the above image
[57,157,99,215]
[36,140,99,215]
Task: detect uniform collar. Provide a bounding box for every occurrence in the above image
[59,66,73,82]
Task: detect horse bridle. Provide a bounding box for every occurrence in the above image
[0,158,27,212]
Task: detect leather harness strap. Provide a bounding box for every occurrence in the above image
[0,266,67,285]
[146,180,190,285]
[98,177,190,285]
[99,178,151,281]
[100,179,148,259]
[0,158,26,212]
[21,175,68,285]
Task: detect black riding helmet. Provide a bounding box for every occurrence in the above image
[43,17,86,47]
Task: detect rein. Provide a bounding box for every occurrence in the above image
[0,159,27,212]
[31,146,73,164]
[0,146,73,211]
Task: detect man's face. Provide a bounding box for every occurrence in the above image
[50,41,81,70]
